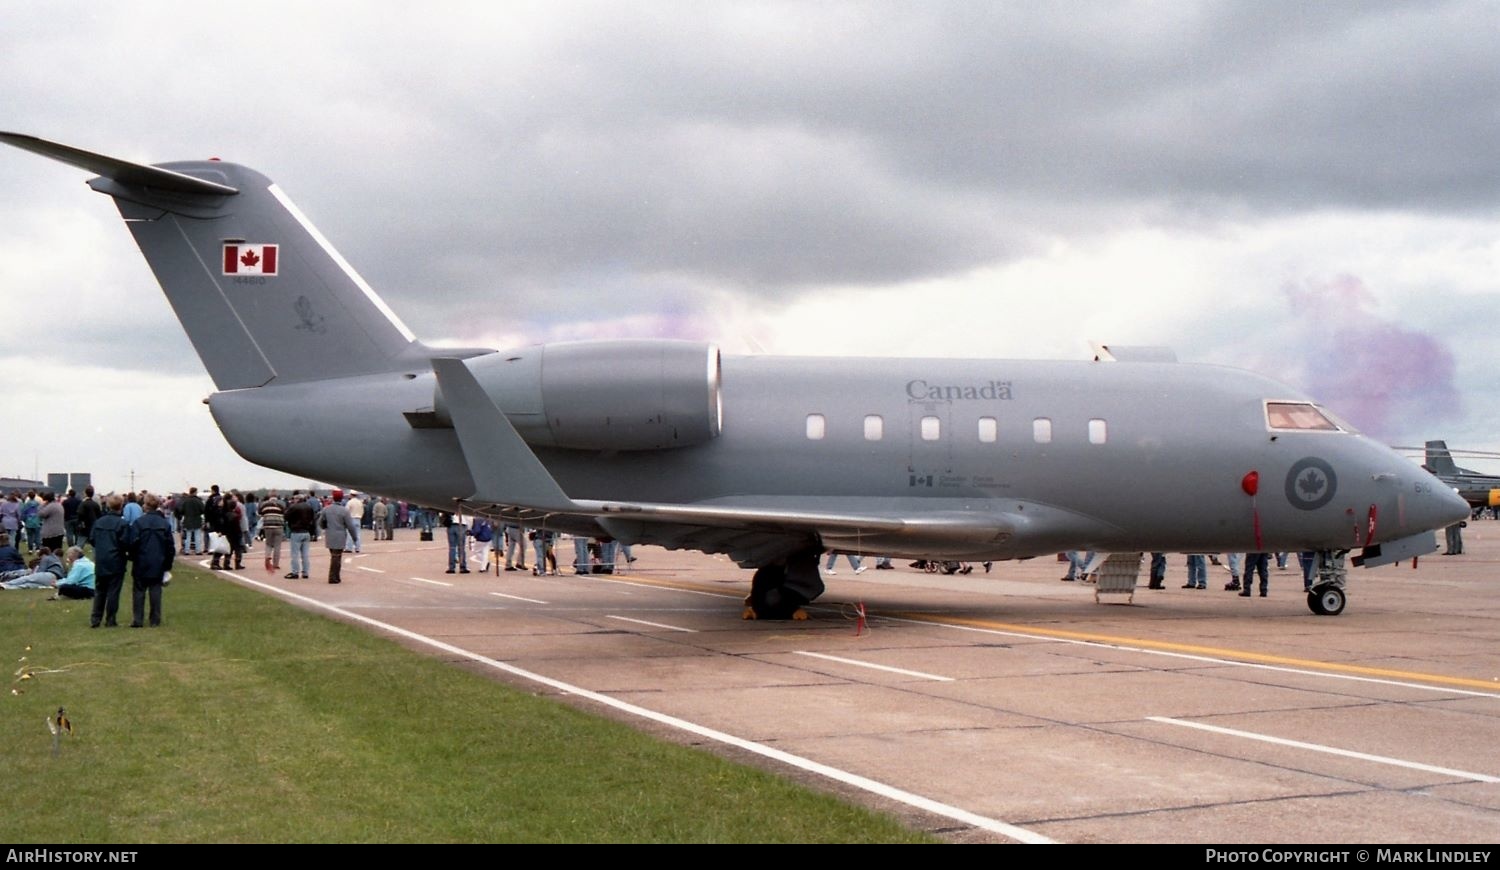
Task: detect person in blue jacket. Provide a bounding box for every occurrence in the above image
[126,494,175,627]
[89,495,130,628]
[55,547,95,600]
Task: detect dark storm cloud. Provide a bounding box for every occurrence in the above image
[5,2,1497,352]
[284,0,1500,311]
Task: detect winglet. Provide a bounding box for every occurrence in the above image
[0,131,238,196]
[431,357,578,512]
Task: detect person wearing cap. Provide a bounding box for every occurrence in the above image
[316,489,359,585]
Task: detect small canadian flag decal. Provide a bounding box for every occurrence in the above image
[223,243,278,275]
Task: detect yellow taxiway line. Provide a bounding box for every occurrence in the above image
[889,611,1500,692]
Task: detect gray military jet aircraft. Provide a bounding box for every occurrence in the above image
[1,132,1469,618]
[1421,441,1500,510]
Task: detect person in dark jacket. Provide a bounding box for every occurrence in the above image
[204,485,224,539]
[88,494,130,627]
[126,493,175,627]
[283,493,317,579]
[0,533,23,573]
[177,487,206,555]
[75,487,101,551]
[220,494,245,570]
[62,489,81,547]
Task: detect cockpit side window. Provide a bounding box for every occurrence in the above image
[1265,401,1340,432]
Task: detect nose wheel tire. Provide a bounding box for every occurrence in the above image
[1307,585,1346,616]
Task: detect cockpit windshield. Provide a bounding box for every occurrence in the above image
[1266,401,1344,432]
[1315,404,1360,434]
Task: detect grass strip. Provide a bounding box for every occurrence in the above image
[1,565,935,843]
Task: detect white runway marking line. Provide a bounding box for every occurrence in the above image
[356,566,386,574]
[794,651,954,682]
[408,576,454,587]
[606,615,697,633]
[490,591,549,604]
[1151,717,1500,783]
[215,567,1052,844]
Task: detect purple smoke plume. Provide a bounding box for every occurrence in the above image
[1278,275,1460,439]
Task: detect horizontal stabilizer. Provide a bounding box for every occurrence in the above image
[0,131,238,196]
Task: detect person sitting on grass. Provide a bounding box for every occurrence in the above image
[54,546,95,600]
[0,547,65,589]
[0,533,24,574]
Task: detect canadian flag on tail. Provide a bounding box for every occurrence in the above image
[222,243,278,276]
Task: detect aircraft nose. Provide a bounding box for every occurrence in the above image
[1415,479,1473,532]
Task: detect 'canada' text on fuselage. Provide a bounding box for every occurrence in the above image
[905,380,1014,401]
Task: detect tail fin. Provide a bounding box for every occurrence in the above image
[1,132,422,390]
[1424,440,1458,476]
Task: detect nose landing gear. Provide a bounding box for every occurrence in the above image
[1306,550,1348,616]
[1307,584,1346,616]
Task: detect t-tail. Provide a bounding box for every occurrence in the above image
[0,132,436,390]
[1424,440,1459,477]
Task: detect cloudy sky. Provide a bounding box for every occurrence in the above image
[3,1,1499,493]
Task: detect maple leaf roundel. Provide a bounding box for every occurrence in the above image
[1284,457,1338,511]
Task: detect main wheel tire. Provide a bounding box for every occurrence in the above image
[1307,590,1325,615]
[749,564,781,602]
[746,565,807,620]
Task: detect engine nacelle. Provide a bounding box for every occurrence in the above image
[433,339,723,451]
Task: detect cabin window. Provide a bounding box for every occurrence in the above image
[806,414,826,440]
[1266,401,1338,431]
[920,416,941,441]
[978,417,997,443]
[1032,417,1052,443]
[864,415,883,441]
[1088,418,1107,444]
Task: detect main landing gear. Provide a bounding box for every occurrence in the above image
[1306,550,1348,616]
[743,550,826,620]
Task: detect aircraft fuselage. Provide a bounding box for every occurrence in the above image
[208,353,1462,562]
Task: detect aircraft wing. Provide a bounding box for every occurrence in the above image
[432,358,1016,565]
